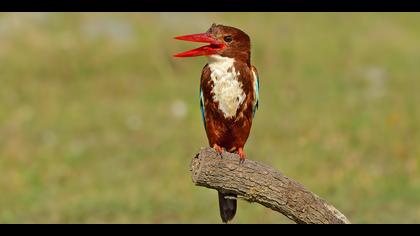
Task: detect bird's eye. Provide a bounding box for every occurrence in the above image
[224,35,232,43]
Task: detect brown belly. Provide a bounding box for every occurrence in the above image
[204,107,253,152]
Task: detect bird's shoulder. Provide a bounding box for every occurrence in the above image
[200,64,211,80]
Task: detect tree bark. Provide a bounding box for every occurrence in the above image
[190,147,350,224]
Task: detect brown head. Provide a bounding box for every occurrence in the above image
[174,24,251,65]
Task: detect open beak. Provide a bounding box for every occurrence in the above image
[173,33,225,57]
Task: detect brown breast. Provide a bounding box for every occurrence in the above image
[200,59,255,151]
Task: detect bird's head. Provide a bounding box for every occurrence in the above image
[174,24,251,65]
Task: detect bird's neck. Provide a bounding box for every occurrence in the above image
[207,55,236,70]
[208,52,250,67]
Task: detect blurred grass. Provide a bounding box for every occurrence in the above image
[0,13,419,223]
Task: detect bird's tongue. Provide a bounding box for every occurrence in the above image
[173,33,224,57]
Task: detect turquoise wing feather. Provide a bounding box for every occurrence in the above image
[252,66,260,117]
[200,84,206,130]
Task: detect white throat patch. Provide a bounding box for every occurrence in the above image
[207,55,245,118]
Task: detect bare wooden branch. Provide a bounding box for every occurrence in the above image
[190,147,350,224]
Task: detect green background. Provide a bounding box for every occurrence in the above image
[0,13,419,223]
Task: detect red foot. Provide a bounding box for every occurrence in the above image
[237,148,246,164]
[213,144,223,153]
[213,144,224,158]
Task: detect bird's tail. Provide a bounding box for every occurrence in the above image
[218,191,237,223]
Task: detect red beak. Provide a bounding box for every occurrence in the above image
[173,33,225,57]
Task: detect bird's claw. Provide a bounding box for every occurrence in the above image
[213,144,224,159]
[238,148,246,165]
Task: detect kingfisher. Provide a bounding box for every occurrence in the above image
[174,24,260,223]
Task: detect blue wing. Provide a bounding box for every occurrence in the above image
[252,66,260,117]
[199,64,210,131]
[200,84,206,130]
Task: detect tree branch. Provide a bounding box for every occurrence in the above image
[190,147,350,224]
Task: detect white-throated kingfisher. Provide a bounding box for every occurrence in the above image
[174,24,260,223]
